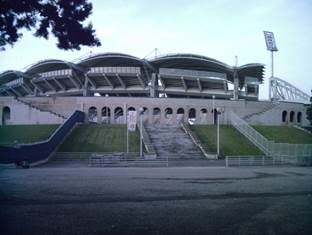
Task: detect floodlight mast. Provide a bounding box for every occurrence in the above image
[263,31,278,99]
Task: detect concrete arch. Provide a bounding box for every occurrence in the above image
[199,108,208,124]
[188,108,196,125]
[165,107,173,124]
[114,107,124,124]
[2,106,11,125]
[282,110,287,123]
[101,106,110,124]
[176,108,185,124]
[88,106,98,123]
[153,107,161,124]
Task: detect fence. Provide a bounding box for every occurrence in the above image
[229,111,312,163]
[0,110,85,166]
[225,156,289,167]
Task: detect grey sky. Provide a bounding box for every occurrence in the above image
[1,0,311,99]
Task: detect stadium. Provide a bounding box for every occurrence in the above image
[0,52,311,166]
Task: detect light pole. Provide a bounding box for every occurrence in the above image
[212,95,215,124]
[216,107,221,159]
[139,107,144,157]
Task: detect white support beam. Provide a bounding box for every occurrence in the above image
[10,87,22,97]
[102,73,114,88]
[68,76,80,89]
[30,80,45,94]
[72,70,83,87]
[158,75,165,89]
[53,78,66,91]
[136,73,146,87]
[21,84,32,95]
[44,79,56,91]
[197,78,202,92]
[116,73,126,89]
[86,75,96,89]
[181,77,187,91]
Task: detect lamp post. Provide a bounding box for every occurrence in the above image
[212,95,215,124]
[216,107,222,159]
[139,107,144,157]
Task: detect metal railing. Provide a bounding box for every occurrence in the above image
[229,111,312,161]
[225,156,289,167]
[180,122,217,159]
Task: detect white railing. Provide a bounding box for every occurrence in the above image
[225,156,288,167]
[229,111,312,160]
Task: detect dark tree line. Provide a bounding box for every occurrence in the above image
[0,0,101,50]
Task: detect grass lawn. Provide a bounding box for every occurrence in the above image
[191,125,263,157]
[253,126,312,144]
[0,124,59,145]
[58,124,140,152]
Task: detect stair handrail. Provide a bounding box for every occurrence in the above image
[180,122,216,159]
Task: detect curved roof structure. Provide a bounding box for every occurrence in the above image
[78,53,144,68]
[26,59,83,74]
[0,52,265,100]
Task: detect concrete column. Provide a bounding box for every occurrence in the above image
[97,106,101,124]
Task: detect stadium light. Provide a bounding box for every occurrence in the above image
[263,31,278,78]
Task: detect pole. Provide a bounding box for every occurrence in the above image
[212,95,215,124]
[271,51,274,77]
[140,113,143,157]
[217,112,220,158]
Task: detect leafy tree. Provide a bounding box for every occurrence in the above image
[0,0,101,50]
[307,92,312,125]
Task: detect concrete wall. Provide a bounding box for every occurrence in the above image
[0,96,309,126]
[0,97,65,125]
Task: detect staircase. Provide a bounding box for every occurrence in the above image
[15,97,67,120]
[145,124,204,160]
[243,102,280,121]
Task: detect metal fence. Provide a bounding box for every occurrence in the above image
[225,156,289,167]
[229,111,312,161]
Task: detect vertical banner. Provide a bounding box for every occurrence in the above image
[127,111,137,132]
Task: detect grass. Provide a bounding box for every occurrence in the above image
[58,124,140,152]
[0,124,59,145]
[253,126,312,144]
[191,125,263,157]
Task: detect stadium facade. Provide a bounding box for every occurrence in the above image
[0,53,309,126]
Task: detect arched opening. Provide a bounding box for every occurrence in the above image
[200,108,208,124]
[2,106,11,125]
[165,107,173,124]
[297,112,302,123]
[153,107,161,124]
[88,106,98,123]
[141,107,149,124]
[176,108,185,124]
[290,111,294,123]
[282,110,287,123]
[101,107,110,124]
[114,107,124,124]
[188,108,196,125]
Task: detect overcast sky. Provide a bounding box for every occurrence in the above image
[1,0,311,99]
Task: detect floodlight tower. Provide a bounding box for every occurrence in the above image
[263,31,278,100]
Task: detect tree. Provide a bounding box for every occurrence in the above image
[0,0,101,50]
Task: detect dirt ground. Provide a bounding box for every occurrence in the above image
[1,165,312,235]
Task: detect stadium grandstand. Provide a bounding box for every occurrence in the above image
[0,53,264,100]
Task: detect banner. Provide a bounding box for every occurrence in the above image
[263,31,278,51]
[127,111,137,131]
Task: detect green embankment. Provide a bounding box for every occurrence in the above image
[191,125,263,156]
[58,124,140,152]
[253,126,312,144]
[0,124,59,145]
